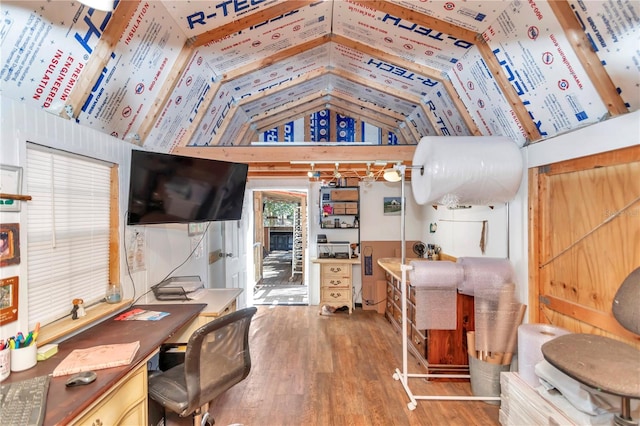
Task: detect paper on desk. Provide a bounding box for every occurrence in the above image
[52,341,140,377]
[114,308,170,321]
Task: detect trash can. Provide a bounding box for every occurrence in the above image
[468,355,510,405]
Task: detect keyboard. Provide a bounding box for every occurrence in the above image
[0,374,50,426]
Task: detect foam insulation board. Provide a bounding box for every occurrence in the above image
[0,1,106,114]
[198,2,332,76]
[145,49,215,151]
[567,0,640,110]
[76,1,186,142]
[388,0,508,33]
[163,0,290,38]
[449,46,529,146]
[332,1,473,72]
[482,0,608,139]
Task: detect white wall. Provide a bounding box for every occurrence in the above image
[0,96,208,337]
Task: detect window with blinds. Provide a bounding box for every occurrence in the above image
[26,145,114,328]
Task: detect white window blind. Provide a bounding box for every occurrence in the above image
[26,146,112,328]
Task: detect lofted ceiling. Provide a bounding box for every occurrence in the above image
[1,1,638,181]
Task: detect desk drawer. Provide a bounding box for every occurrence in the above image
[72,363,147,426]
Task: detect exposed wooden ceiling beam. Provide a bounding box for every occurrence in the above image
[172,145,415,163]
[172,144,417,180]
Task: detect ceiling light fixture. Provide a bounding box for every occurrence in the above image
[365,163,375,179]
[78,0,115,12]
[333,163,341,179]
[383,163,402,182]
[307,163,320,179]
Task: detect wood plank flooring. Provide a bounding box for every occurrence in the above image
[200,306,500,426]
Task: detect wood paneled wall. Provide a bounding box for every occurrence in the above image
[529,145,640,349]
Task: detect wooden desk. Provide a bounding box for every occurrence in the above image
[4,303,205,425]
[143,288,243,343]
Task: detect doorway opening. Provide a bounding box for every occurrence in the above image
[252,190,308,306]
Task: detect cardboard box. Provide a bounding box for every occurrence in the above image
[346,208,358,214]
[333,208,346,215]
[331,189,358,201]
[345,177,360,187]
[333,202,346,209]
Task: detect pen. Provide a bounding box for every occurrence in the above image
[32,322,40,343]
[24,332,33,347]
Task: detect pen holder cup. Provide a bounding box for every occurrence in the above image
[10,344,37,372]
[0,347,10,381]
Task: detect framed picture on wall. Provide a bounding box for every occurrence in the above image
[0,276,19,324]
[383,197,402,216]
[0,164,23,212]
[0,223,20,267]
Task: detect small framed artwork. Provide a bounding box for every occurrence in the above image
[0,223,20,267]
[0,276,19,324]
[0,164,23,212]
[383,197,402,215]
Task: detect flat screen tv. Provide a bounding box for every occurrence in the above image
[127,150,249,225]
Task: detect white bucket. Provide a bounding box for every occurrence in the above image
[10,344,37,372]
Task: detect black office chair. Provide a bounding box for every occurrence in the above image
[149,306,258,426]
[542,267,640,426]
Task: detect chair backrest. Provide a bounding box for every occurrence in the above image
[612,267,640,335]
[182,306,257,415]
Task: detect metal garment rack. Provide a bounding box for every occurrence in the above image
[390,164,501,410]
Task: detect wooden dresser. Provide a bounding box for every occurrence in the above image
[314,258,360,314]
[379,258,474,375]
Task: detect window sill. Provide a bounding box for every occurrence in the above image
[36,300,132,346]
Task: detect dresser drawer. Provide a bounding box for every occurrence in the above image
[321,263,351,278]
[321,288,351,303]
[322,276,351,288]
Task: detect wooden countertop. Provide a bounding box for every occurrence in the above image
[142,288,243,317]
[377,255,456,281]
[312,257,361,265]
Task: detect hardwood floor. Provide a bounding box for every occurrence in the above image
[202,306,500,426]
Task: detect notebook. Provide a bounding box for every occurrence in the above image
[52,341,140,377]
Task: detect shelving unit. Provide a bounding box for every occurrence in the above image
[319,186,360,255]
